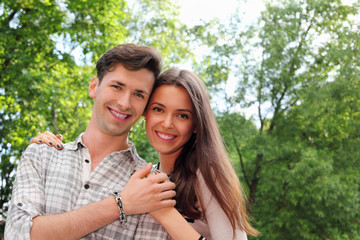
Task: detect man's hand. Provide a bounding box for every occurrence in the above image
[121,163,176,215]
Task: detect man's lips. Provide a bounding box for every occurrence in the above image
[156,131,176,142]
[108,107,131,121]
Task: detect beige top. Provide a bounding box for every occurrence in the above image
[190,172,248,240]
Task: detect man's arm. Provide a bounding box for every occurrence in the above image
[5,148,175,240]
[30,163,175,240]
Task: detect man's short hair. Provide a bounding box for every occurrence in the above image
[96,43,162,84]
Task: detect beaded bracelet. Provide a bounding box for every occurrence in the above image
[113,192,126,228]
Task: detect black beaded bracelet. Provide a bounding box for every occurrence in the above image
[113,192,126,228]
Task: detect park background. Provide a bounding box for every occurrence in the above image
[0,0,359,239]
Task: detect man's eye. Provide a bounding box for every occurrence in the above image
[135,93,144,99]
[112,85,121,89]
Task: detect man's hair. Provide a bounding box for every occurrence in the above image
[96,44,162,84]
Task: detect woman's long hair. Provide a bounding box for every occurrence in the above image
[153,68,258,237]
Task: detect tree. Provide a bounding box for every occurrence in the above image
[196,0,360,238]
[0,0,196,236]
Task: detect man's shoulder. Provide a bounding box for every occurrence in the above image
[25,142,60,155]
[127,143,148,167]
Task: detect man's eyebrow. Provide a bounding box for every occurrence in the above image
[135,89,149,95]
[111,80,150,95]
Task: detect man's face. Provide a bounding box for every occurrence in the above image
[89,64,154,137]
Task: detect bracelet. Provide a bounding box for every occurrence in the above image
[113,192,126,228]
[199,236,206,240]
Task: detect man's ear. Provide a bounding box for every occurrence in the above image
[89,76,98,98]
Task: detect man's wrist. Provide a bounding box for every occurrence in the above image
[112,192,126,228]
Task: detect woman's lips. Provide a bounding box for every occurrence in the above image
[156,131,176,142]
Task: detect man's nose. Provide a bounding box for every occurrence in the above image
[118,91,132,110]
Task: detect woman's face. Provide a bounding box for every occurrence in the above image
[144,85,196,159]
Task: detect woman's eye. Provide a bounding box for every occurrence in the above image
[178,113,189,119]
[153,107,163,112]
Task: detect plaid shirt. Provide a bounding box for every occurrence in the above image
[5,133,171,240]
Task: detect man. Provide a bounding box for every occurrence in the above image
[5,44,176,239]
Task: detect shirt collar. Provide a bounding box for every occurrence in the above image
[64,132,85,151]
[64,133,142,162]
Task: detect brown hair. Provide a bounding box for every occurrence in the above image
[154,68,258,237]
[96,43,162,84]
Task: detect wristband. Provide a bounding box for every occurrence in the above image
[113,192,126,228]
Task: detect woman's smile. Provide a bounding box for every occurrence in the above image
[144,85,195,159]
[155,130,177,142]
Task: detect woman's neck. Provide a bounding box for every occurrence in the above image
[158,153,178,175]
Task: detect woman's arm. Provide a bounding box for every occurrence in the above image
[197,172,247,240]
[150,207,202,240]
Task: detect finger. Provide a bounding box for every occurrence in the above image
[157,181,176,192]
[43,133,63,149]
[147,172,171,184]
[50,135,64,149]
[37,133,61,149]
[30,134,55,148]
[132,163,152,179]
[159,199,176,208]
[30,137,43,145]
[158,189,176,200]
[43,134,57,148]
[56,134,63,142]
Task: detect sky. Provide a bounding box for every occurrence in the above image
[178,0,265,26]
[177,0,266,117]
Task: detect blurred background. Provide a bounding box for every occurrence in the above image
[1,0,359,239]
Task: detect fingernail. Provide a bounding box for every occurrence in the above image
[49,142,53,145]
[60,145,64,148]
[57,144,61,148]
[39,140,43,143]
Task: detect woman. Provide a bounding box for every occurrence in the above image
[31,68,258,239]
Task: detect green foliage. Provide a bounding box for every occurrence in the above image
[198,0,360,239]
[0,0,194,235]
[1,0,360,239]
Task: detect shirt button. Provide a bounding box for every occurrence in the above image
[85,159,90,163]
[84,184,90,189]
[17,203,23,207]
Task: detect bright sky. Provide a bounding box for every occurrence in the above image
[177,0,266,117]
[178,0,265,26]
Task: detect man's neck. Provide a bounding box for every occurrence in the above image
[82,127,129,170]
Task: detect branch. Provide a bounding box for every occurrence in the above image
[268,15,315,135]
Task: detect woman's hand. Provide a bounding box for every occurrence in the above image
[30,131,64,150]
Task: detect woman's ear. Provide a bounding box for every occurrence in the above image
[89,76,99,98]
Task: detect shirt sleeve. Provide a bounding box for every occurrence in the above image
[197,172,248,240]
[5,144,46,240]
